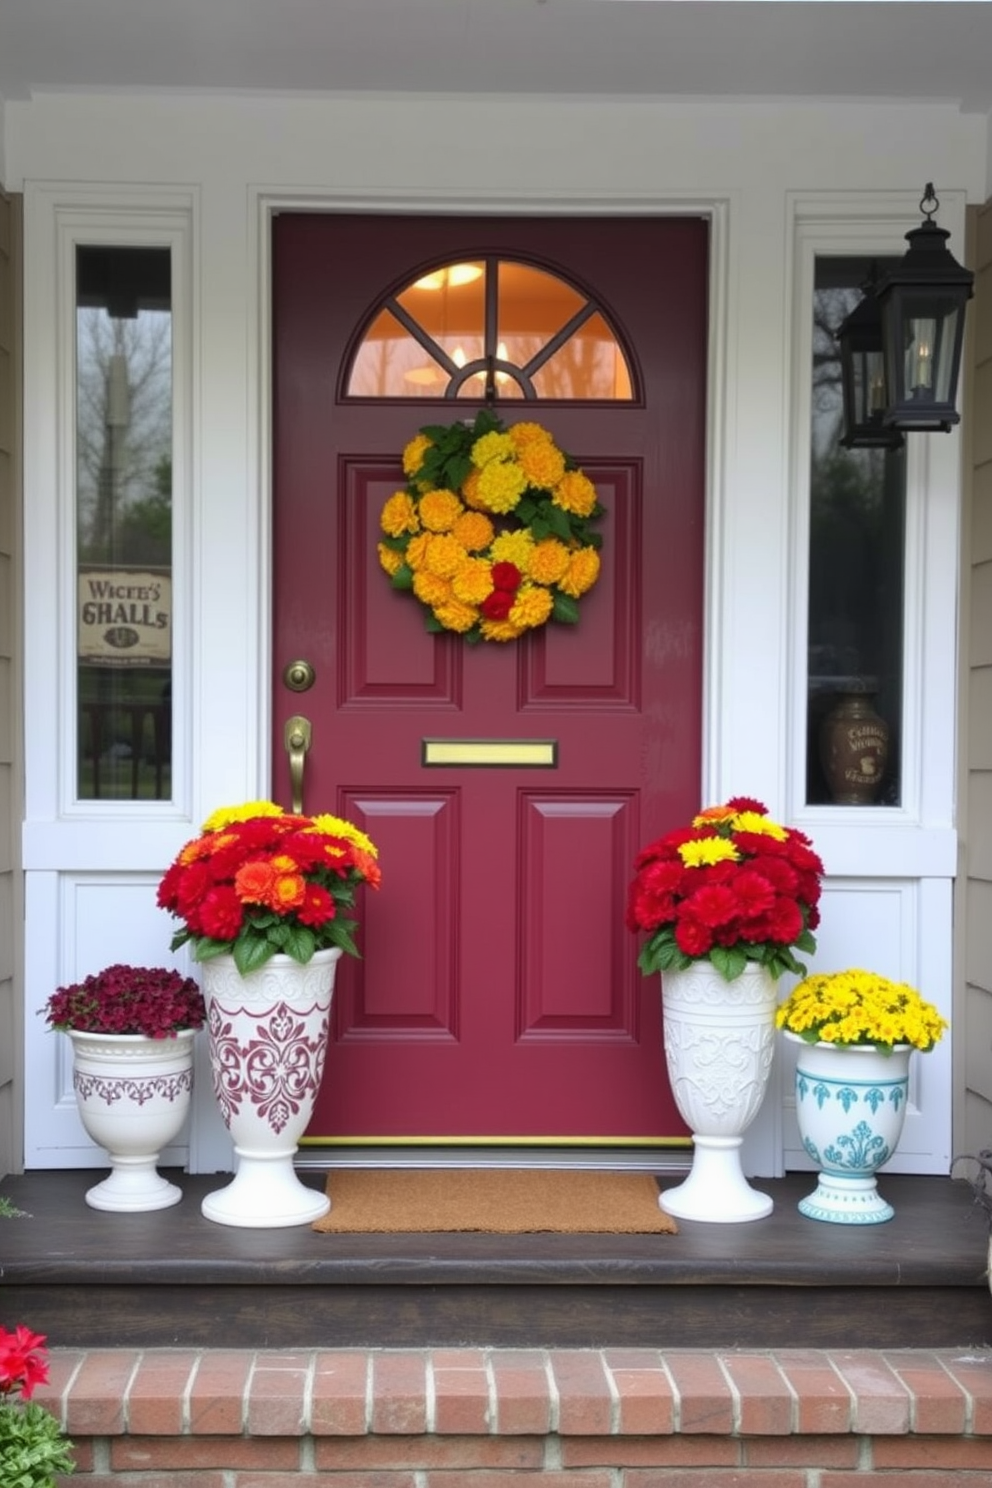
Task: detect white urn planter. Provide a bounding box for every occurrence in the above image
[789,1035,912,1224]
[200,947,341,1227]
[659,961,777,1223]
[68,1028,196,1211]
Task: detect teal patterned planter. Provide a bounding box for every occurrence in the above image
[787,1034,912,1224]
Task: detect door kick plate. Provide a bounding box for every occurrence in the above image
[422,739,557,768]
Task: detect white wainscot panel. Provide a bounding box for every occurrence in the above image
[23,871,218,1170]
[779,878,952,1176]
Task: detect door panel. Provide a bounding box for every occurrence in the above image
[272,214,707,1141]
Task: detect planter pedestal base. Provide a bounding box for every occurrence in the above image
[86,1161,183,1213]
[659,1137,773,1224]
[201,1153,330,1228]
[798,1172,894,1225]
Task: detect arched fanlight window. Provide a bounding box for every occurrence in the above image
[345,258,635,400]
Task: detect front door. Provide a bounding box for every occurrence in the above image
[272,214,707,1143]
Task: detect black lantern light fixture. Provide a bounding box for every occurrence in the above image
[875,183,974,432]
[836,263,904,450]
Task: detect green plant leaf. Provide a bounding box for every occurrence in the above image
[193,937,235,963]
[326,920,361,959]
[552,592,580,625]
[232,937,277,976]
[282,925,317,964]
[710,945,748,981]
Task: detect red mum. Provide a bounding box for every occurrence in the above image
[198,884,245,940]
[481,589,515,620]
[674,914,715,957]
[684,884,739,928]
[490,561,522,592]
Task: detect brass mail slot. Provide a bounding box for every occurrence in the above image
[422,738,558,768]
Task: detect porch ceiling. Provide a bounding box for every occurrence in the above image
[1,1,991,113]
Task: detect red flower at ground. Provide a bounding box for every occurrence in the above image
[0,1325,49,1400]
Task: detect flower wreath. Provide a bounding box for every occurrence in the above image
[377,410,604,643]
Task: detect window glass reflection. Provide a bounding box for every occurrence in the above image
[807,259,905,807]
[76,245,173,801]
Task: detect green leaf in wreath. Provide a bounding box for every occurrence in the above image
[552,592,580,625]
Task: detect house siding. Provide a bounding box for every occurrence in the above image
[962,201,992,1160]
[38,1345,992,1485]
[0,184,22,1181]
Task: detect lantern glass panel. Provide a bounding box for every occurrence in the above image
[881,286,968,428]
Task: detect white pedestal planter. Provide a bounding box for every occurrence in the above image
[658,962,777,1223]
[200,947,341,1227]
[68,1028,196,1211]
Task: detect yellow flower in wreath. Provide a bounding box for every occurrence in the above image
[378,410,605,644]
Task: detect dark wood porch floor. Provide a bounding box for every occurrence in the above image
[1,1169,989,1352]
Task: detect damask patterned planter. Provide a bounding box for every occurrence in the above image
[68,1028,196,1212]
[788,1034,911,1224]
[200,948,341,1228]
[658,962,777,1223]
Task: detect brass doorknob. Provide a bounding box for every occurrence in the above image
[283,659,316,693]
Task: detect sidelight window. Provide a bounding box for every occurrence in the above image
[806,256,905,808]
[75,245,174,801]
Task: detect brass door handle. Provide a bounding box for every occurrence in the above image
[284,715,312,815]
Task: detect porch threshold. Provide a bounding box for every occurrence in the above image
[1,1169,989,1352]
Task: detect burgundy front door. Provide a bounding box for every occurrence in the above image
[272,214,707,1142]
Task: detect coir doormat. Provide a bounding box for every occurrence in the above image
[312,1168,678,1233]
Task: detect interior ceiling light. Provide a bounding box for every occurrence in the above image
[412,263,483,292]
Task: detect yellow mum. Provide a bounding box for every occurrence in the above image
[480,617,525,642]
[432,598,479,634]
[452,509,495,552]
[529,538,571,586]
[472,430,515,468]
[452,557,496,605]
[490,528,535,571]
[419,488,464,533]
[413,570,452,607]
[510,584,554,630]
[402,433,433,478]
[518,439,566,489]
[476,459,527,514]
[202,800,283,832]
[558,546,600,598]
[377,543,404,577]
[554,470,598,518]
[423,533,469,579]
[405,532,432,571]
[509,422,555,451]
[460,468,486,510]
[731,811,788,840]
[679,837,741,868]
[381,490,421,537]
[311,814,379,859]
